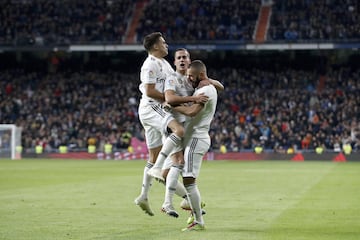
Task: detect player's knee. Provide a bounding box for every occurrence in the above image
[174,126,185,138]
[168,120,185,138]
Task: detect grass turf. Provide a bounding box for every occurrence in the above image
[0,159,359,240]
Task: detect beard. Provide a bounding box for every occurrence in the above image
[192,76,201,88]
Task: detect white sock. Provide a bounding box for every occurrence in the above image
[164,165,183,206]
[160,179,187,198]
[140,161,153,199]
[153,133,182,169]
[175,180,187,198]
[185,183,204,224]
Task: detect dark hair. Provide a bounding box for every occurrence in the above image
[174,48,190,58]
[175,48,188,52]
[189,60,206,72]
[143,32,162,52]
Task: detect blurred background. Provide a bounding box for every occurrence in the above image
[0,0,359,157]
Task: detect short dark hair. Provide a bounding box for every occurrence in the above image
[189,60,206,72]
[143,32,162,52]
[174,48,190,58]
[175,48,188,53]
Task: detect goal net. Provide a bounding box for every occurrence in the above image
[0,124,22,159]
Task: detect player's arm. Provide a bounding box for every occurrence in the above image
[209,78,224,91]
[173,103,204,117]
[145,83,165,102]
[165,90,208,106]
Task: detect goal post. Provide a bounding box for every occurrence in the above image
[0,124,22,160]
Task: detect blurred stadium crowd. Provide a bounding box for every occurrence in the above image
[269,0,359,41]
[0,0,133,45]
[0,0,359,154]
[0,70,140,152]
[0,67,359,153]
[0,0,358,45]
[136,0,259,42]
[211,67,359,153]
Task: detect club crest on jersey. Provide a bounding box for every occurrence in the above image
[148,70,154,78]
[169,79,175,86]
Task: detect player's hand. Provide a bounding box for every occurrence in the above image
[162,102,172,112]
[194,93,209,104]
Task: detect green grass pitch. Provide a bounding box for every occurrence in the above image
[0,159,359,240]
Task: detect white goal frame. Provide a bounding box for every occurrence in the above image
[0,124,22,159]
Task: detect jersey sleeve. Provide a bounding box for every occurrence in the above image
[194,85,217,102]
[194,86,207,96]
[140,59,158,84]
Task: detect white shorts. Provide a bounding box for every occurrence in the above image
[138,104,174,149]
[182,137,210,178]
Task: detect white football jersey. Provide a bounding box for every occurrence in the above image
[164,71,194,123]
[139,54,174,105]
[186,84,218,138]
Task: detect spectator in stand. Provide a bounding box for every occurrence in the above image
[0,66,359,154]
[0,69,141,153]
[269,0,359,41]
[135,1,260,43]
[1,0,359,44]
[0,0,133,45]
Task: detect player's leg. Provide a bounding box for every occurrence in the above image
[182,137,209,230]
[150,118,184,176]
[135,108,163,216]
[134,145,162,216]
[161,150,184,217]
[183,176,202,225]
[137,145,161,197]
[162,156,188,201]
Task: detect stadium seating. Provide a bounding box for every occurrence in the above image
[268,0,360,41]
[1,67,359,153]
[0,0,133,45]
[1,0,358,44]
[0,1,359,154]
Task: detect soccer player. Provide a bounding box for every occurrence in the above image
[146,51,209,183]
[170,60,218,231]
[134,33,207,216]
[134,32,178,216]
[154,48,202,217]
[149,49,223,218]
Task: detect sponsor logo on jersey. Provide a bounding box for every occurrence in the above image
[156,78,165,83]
